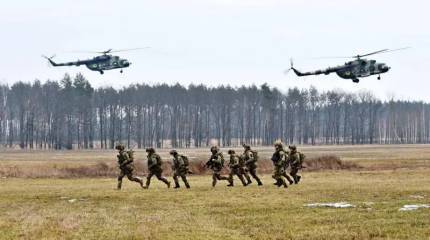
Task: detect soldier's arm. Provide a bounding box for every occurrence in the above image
[120,153,132,166]
[245,152,255,165]
[292,154,300,165]
[148,156,157,169]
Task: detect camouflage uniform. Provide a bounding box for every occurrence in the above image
[145,148,170,189]
[227,150,247,187]
[271,143,289,188]
[115,144,144,189]
[170,150,190,189]
[206,146,231,187]
[288,145,302,184]
[242,144,263,186]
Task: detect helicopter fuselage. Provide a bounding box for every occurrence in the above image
[292,58,390,83]
[46,54,131,74]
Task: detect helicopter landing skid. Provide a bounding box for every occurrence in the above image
[352,78,359,83]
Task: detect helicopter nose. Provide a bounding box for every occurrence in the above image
[382,66,390,72]
[379,64,390,73]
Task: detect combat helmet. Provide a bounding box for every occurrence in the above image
[169,149,178,155]
[115,144,125,151]
[288,145,297,151]
[227,149,235,154]
[145,147,155,153]
[242,143,251,150]
[210,146,219,153]
[274,141,283,149]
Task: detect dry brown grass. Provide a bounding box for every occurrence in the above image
[1,145,429,178]
[0,155,359,178]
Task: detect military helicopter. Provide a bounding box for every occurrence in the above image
[42,48,148,74]
[286,48,408,83]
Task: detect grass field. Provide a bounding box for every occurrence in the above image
[1,145,430,239]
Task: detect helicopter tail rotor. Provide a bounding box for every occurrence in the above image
[284,58,295,75]
[42,54,58,66]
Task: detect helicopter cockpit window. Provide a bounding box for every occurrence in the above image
[370,60,376,64]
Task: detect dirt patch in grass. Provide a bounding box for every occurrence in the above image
[303,155,362,171]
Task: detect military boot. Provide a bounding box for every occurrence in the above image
[144,178,151,189]
[174,181,180,189]
[117,181,122,190]
[227,177,234,187]
[184,180,190,189]
[139,178,145,189]
[296,175,301,184]
[293,175,299,184]
[282,179,288,188]
[257,179,263,186]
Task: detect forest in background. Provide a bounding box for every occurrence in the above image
[0,73,429,150]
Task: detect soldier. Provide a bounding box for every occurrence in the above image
[206,146,232,187]
[144,148,171,189]
[115,144,144,190]
[169,150,191,189]
[288,145,302,184]
[227,150,248,187]
[271,142,289,189]
[242,144,263,186]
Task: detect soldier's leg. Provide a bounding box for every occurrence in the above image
[237,172,247,186]
[155,172,171,188]
[126,172,144,188]
[173,172,180,188]
[117,172,125,190]
[250,168,263,186]
[212,173,218,187]
[290,168,299,184]
[282,172,294,185]
[227,171,234,186]
[243,168,252,184]
[272,172,282,187]
[145,172,154,188]
[180,174,190,188]
[276,170,288,188]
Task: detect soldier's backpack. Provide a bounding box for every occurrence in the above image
[251,150,259,162]
[181,155,189,167]
[219,153,225,167]
[298,152,305,166]
[127,149,134,160]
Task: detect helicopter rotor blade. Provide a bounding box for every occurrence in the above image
[355,49,389,58]
[106,47,150,53]
[67,47,150,54]
[308,47,410,60]
[355,47,410,58]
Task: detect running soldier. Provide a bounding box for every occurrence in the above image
[115,144,144,190]
[169,150,191,189]
[206,146,232,187]
[271,142,289,188]
[227,150,248,187]
[242,144,263,186]
[288,145,303,184]
[144,148,171,189]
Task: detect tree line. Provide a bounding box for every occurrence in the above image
[0,73,429,150]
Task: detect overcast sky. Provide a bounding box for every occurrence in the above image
[1,0,429,101]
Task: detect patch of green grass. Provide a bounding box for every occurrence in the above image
[1,170,430,239]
